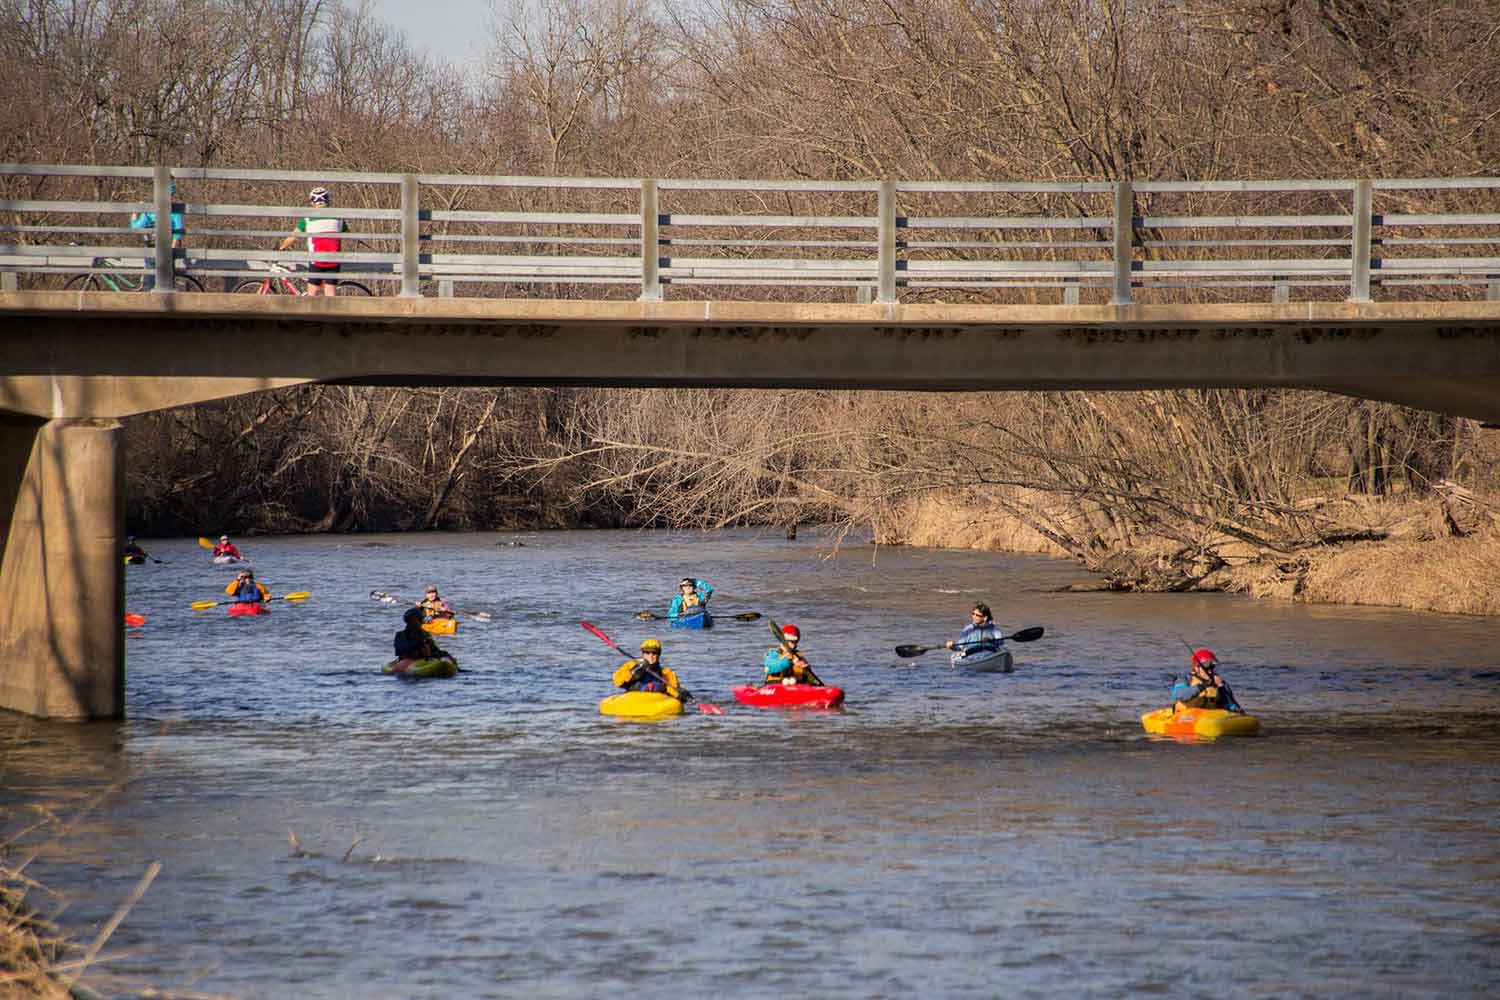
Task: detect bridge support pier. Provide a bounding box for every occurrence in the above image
[0,416,123,720]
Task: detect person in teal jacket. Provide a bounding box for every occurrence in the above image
[1172,648,1243,712]
[762,622,823,685]
[129,182,185,290]
[667,577,713,620]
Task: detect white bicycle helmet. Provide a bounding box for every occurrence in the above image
[308,186,331,206]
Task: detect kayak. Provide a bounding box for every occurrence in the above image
[951,647,1013,673]
[227,601,269,617]
[668,610,713,630]
[1141,707,1261,738]
[733,683,845,709]
[124,554,145,565]
[422,617,457,636]
[212,555,249,566]
[600,691,685,719]
[384,656,459,679]
[124,612,146,627]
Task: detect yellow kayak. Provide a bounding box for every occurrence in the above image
[600,691,684,719]
[422,617,457,636]
[1142,707,1261,738]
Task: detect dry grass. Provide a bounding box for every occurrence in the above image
[896,494,1070,557]
[1298,532,1500,615]
[1,854,70,999]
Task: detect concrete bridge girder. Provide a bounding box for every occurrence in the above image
[1,291,1498,720]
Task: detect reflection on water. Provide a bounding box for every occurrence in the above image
[4,529,1499,998]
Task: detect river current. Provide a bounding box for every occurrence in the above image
[4,529,1499,998]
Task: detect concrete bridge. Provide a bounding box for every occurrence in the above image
[3,164,1500,720]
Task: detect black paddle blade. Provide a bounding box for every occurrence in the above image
[894,644,932,658]
[732,612,762,622]
[1009,626,1045,642]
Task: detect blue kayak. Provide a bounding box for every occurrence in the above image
[668,610,714,630]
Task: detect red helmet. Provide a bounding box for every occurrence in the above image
[780,623,801,640]
[1191,648,1218,668]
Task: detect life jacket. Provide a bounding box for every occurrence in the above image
[213,543,241,558]
[420,598,454,619]
[680,591,701,610]
[613,659,680,698]
[763,648,812,682]
[225,579,267,602]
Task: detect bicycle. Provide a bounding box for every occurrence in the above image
[233,260,371,296]
[63,251,204,293]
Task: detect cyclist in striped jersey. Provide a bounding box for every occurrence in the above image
[277,187,346,296]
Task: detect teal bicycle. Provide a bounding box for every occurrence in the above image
[64,248,203,293]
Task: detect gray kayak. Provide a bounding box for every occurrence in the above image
[951,647,1013,673]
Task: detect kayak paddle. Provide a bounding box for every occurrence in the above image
[190,591,310,610]
[580,620,724,714]
[894,625,1045,659]
[370,590,492,622]
[197,536,214,549]
[764,616,825,687]
[633,610,761,622]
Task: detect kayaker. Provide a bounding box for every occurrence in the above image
[212,535,243,560]
[123,536,149,562]
[764,623,823,686]
[944,603,1005,659]
[394,607,452,661]
[225,569,269,604]
[1173,648,1243,712]
[613,638,683,699]
[667,577,714,620]
[419,585,455,621]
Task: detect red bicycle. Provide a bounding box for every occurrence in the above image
[233,261,371,296]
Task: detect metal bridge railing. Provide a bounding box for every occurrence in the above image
[2,164,1499,304]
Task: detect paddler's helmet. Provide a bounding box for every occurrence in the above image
[219,535,229,542]
[1191,648,1218,669]
[403,608,423,625]
[780,624,800,640]
[679,578,695,589]
[640,638,662,654]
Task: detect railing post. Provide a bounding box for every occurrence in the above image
[1111,180,1133,306]
[152,165,172,293]
[1062,277,1080,306]
[400,173,420,298]
[1349,178,1373,302]
[1272,276,1290,304]
[639,178,661,302]
[877,178,897,304]
[1487,276,1499,302]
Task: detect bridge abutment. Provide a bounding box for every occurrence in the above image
[0,416,123,720]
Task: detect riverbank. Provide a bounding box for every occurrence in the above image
[1,862,68,998]
[896,492,1500,617]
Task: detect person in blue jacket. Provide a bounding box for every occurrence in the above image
[667,577,713,620]
[763,623,823,685]
[129,182,185,290]
[944,603,1005,660]
[1173,648,1242,712]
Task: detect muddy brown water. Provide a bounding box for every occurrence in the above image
[4,529,1498,997]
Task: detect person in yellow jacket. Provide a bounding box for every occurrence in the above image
[225,569,270,604]
[612,638,682,698]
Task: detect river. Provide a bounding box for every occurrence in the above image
[4,529,1499,998]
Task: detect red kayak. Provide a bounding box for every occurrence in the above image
[227,601,269,617]
[733,683,845,709]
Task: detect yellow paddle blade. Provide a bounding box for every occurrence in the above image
[190,600,220,609]
[197,536,214,549]
[280,591,311,601]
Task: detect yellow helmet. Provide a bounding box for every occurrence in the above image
[640,638,662,653]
